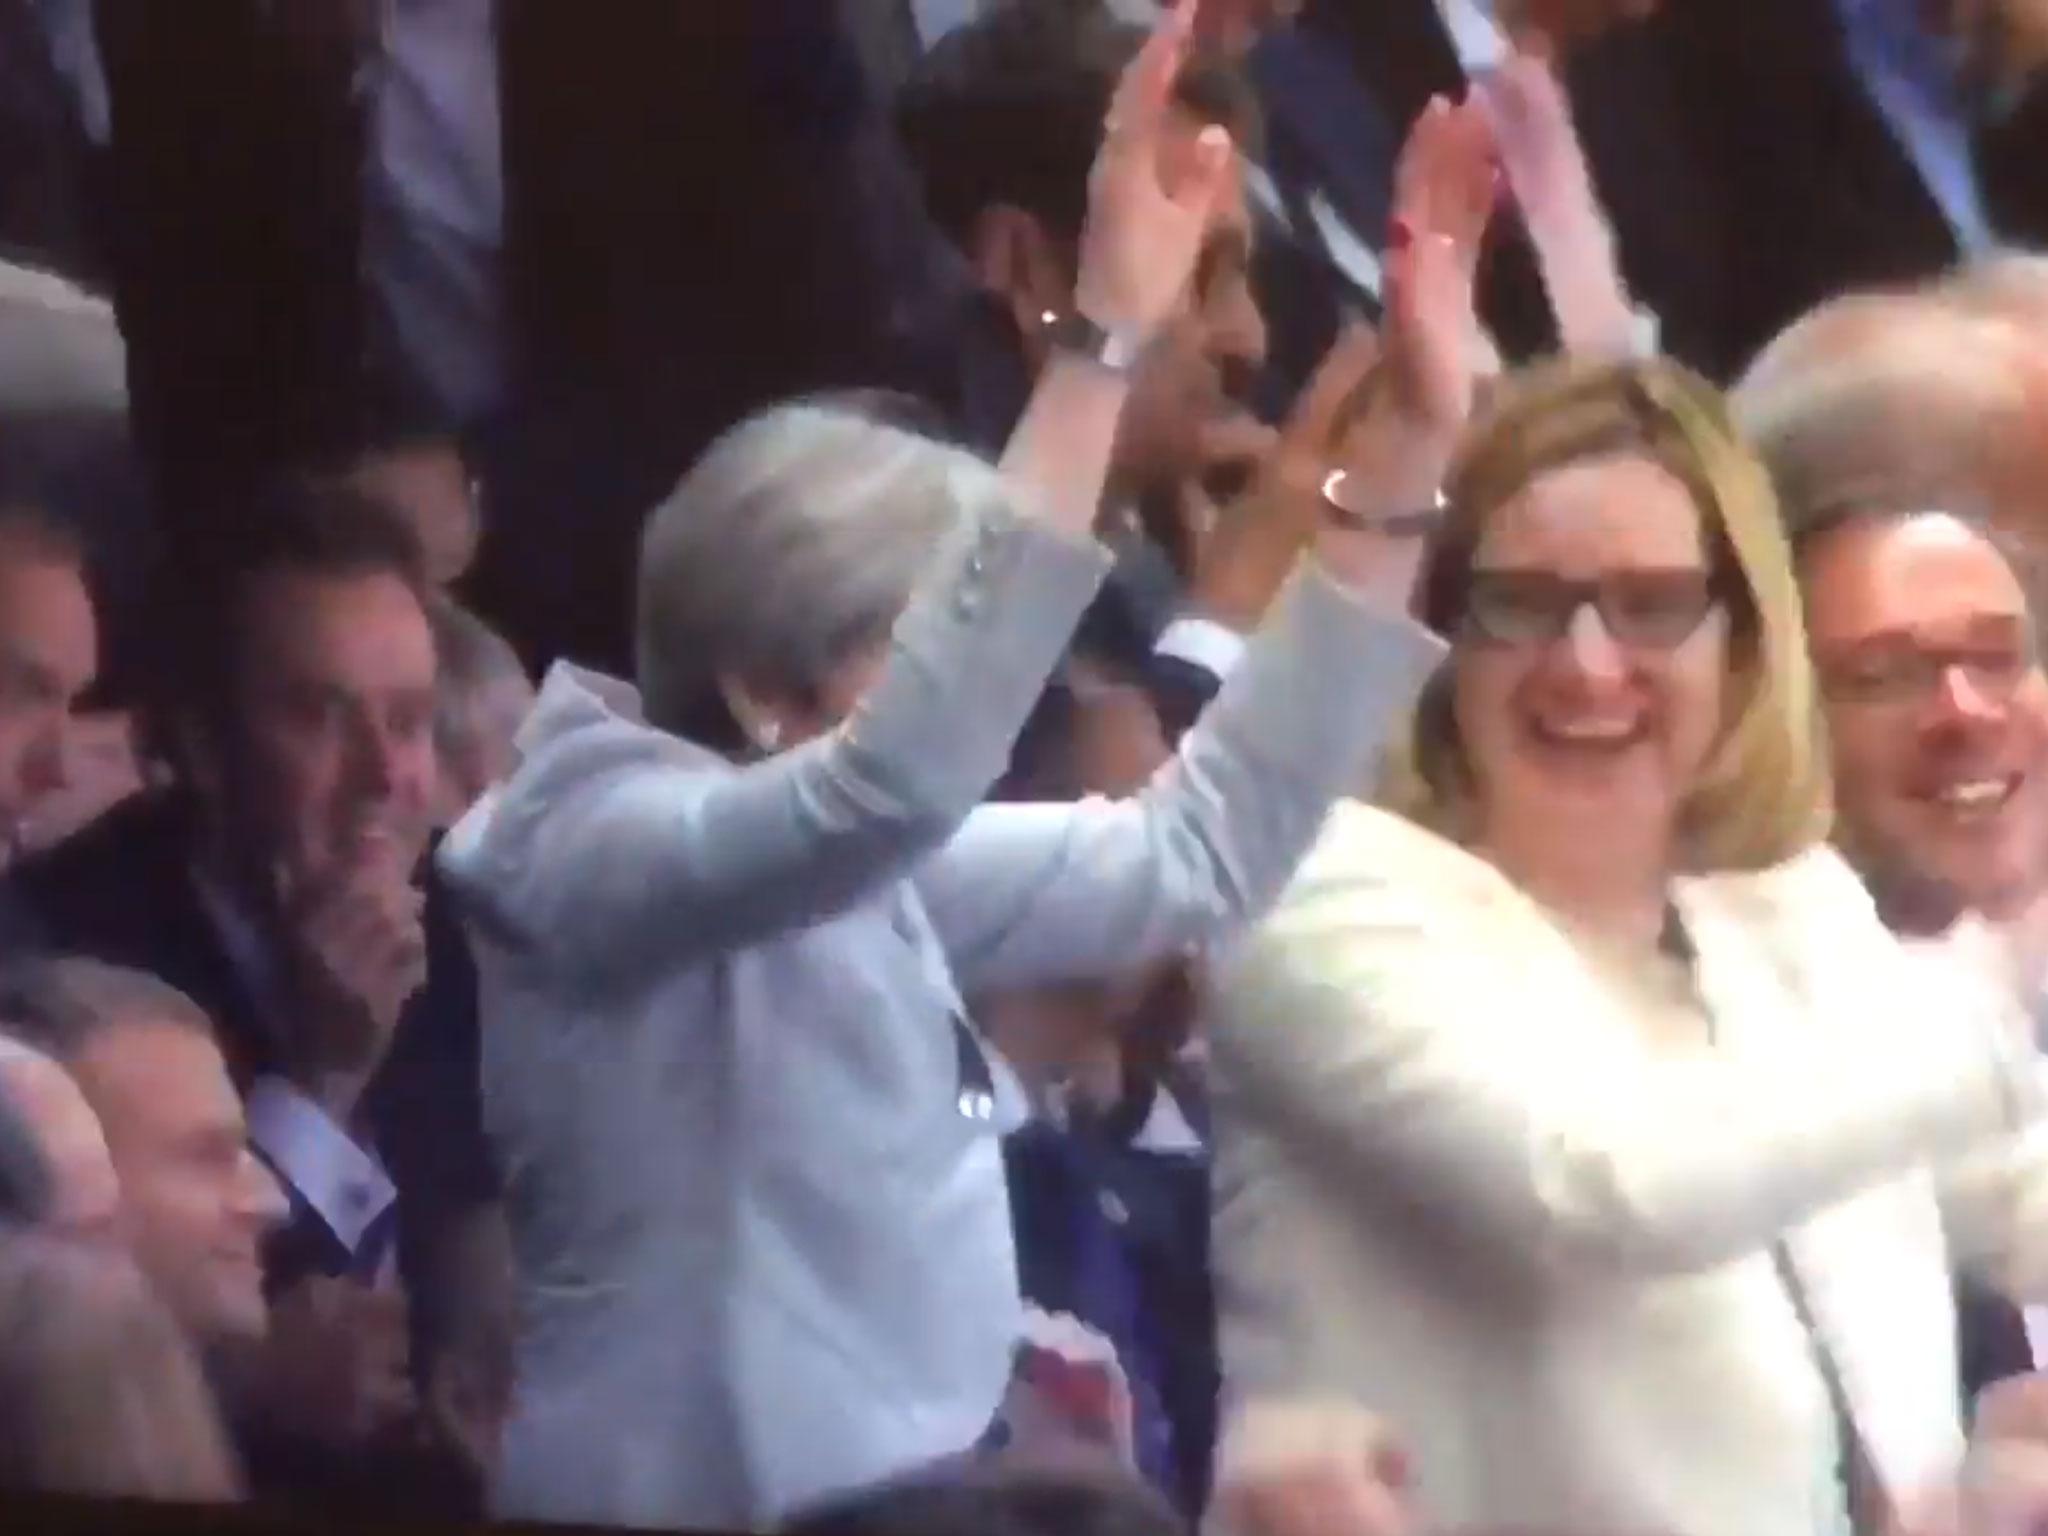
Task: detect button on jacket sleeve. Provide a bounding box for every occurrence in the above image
[445,507,1110,974]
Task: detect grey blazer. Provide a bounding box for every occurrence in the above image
[438,504,1443,1532]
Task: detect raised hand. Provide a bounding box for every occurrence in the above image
[277,834,429,1118]
[1474,54,1640,358]
[1391,94,1498,288]
[1073,0,1238,342]
[1384,93,1499,435]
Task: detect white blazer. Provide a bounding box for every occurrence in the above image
[1208,803,2048,1536]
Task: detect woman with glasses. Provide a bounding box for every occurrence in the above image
[1204,357,2048,1536]
[433,6,1470,1530]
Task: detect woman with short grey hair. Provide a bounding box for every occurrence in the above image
[438,6,1460,1530]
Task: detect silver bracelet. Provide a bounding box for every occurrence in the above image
[1320,471,1446,537]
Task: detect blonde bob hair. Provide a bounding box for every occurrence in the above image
[1383,357,1831,873]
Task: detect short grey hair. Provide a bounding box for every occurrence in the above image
[428,598,529,754]
[1936,252,2048,330]
[1732,291,2038,541]
[636,401,1008,745]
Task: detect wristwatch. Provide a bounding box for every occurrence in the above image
[1042,309,1144,375]
[1320,470,1446,537]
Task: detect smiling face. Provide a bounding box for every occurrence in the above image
[68,1017,287,1347]
[1451,453,1733,862]
[1803,512,2048,930]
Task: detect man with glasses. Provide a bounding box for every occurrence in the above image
[1795,504,2048,1415]
[1797,506,2048,938]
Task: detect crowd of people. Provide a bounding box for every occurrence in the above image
[11,1,2048,1534]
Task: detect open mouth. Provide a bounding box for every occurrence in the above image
[1922,772,2023,824]
[1528,716,1648,753]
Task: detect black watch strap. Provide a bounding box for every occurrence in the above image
[1043,310,1143,374]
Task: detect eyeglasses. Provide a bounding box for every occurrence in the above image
[1817,636,2038,709]
[1461,568,1726,650]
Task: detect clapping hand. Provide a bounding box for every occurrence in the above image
[1474,54,1640,358]
[1384,93,1500,440]
[1316,93,1498,530]
[1073,0,1239,346]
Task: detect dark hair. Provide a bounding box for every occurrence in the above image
[897,1,1260,251]
[785,1463,1185,1536]
[0,958,215,1067]
[998,585,1159,801]
[295,392,470,487]
[144,475,429,763]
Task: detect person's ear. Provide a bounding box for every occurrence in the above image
[715,675,788,756]
[966,203,1077,370]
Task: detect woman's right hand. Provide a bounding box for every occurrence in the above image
[1071,0,1238,344]
[1325,94,1499,523]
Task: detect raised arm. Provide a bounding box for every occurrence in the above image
[441,2,1242,968]
[918,114,1489,995]
[1213,818,2047,1285]
[1475,53,1653,361]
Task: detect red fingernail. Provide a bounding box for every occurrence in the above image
[1389,217,1414,249]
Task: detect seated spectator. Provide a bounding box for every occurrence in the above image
[0,1034,117,1240]
[0,959,285,1353]
[6,485,508,1509]
[0,1228,243,1503]
[426,597,533,826]
[0,504,97,869]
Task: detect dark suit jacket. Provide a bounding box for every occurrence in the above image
[9,791,495,1512]
[1624,0,2048,376]
[88,1,954,673]
[1956,1269,2036,1424]
[1243,13,1401,411]
[7,794,496,1316]
[0,0,107,287]
[1314,0,1743,378]
[1005,1115,1217,1516]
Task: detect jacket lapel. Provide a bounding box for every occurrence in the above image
[1674,877,1964,1510]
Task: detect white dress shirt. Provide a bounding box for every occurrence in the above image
[188,866,398,1273]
